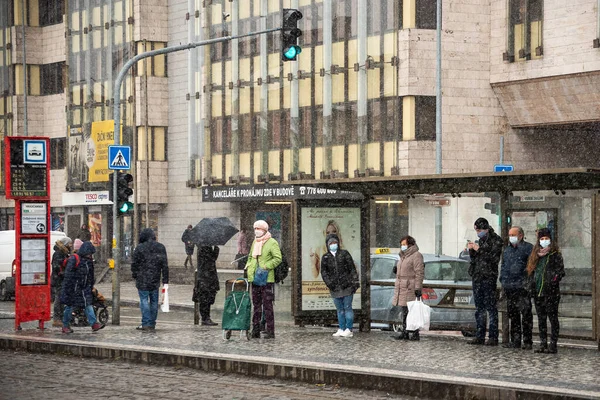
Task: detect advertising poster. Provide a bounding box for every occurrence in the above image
[87,120,116,183]
[301,207,361,311]
[89,213,102,247]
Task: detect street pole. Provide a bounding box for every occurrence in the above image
[435,0,443,256]
[111,27,281,324]
[21,0,28,136]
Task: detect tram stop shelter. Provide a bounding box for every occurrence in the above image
[202,167,600,347]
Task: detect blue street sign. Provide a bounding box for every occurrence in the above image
[494,164,514,173]
[108,145,131,170]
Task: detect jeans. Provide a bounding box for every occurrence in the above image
[63,305,96,328]
[252,283,274,333]
[138,289,159,328]
[505,288,533,345]
[472,279,498,340]
[534,295,560,345]
[332,294,354,331]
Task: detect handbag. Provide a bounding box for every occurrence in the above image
[405,299,431,331]
[253,265,269,286]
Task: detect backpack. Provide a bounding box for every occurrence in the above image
[62,254,81,273]
[274,253,289,284]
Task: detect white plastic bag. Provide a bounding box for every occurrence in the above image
[160,286,170,313]
[405,299,431,331]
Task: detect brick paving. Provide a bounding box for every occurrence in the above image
[0,280,599,399]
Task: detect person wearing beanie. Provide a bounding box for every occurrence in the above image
[526,228,565,354]
[467,217,503,346]
[500,226,534,350]
[73,239,83,253]
[61,241,105,333]
[320,233,359,338]
[245,219,282,339]
[51,236,72,327]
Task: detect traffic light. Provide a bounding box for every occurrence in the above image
[281,9,303,61]
[116,171,133,215]
[484,194,500,215]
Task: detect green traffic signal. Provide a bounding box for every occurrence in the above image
[283,45,302,60]
[281,9,303,62]
[119,201,133,214]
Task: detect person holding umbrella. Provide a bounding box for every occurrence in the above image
[194,245,220,326]
[245,219,282,339]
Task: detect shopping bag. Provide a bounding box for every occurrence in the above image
[160,286,170,312]
[405,299,431,331]
[253,266,268,287]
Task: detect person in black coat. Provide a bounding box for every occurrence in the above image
[131,228,169,330]
[77,224,92,242]
[181,225,195,269]
[61,241,104,333]
[320,233,359,338]
[467,217,503,346]
[526,228,565,354]
[51,236,72,327]
[193,246,220,326]
[500,226,534,349]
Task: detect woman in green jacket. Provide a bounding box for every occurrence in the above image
[245,219,282,339]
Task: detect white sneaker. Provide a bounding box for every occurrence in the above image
[340,328,353,338]
[332,329,344,337]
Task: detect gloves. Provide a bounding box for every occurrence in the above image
[415,289,422,299]
[163,284,169,290]
[392,266,397,275]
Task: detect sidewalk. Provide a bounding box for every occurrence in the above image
[0,281,599,399]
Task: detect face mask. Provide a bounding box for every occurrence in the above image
[476,230,487,239]
[254,229,264,238]
[400,245,408,252]
[540,239,551,248]
[509,236,519,245]
[329,244,338,252]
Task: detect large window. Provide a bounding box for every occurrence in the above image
[507,0,543,62]
[137,126,167,161]
[50,137,66,169]
[41,62,64,95]
[39,0,64,26]
[135,42,167,77]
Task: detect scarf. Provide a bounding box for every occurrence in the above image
[252,231,272,257]
[537,246,551,257]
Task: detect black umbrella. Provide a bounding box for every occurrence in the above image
[190,217,239,246]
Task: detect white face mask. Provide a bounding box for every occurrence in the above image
[254,229,265,238]
[400,245,408,252]
[509,236,519,245]
[539,239,551,248]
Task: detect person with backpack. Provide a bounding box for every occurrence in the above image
[245,219,282,339]
[320,233,360,338]
[51,236,72,327]
[61,241,105,333]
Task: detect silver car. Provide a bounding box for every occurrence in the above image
[370,252,476,336]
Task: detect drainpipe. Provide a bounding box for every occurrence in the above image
[434,0,443,256]
[21,0,27,135]
[188,0,197,180]
[357,0,367,174]
[260,0,268,177]
[322,0,332,176]
[231,0,239,179]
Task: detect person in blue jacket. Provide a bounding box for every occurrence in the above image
[500,226,534,349]
[61,241,105,333]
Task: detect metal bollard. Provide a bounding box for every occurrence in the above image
[194,269,200,325]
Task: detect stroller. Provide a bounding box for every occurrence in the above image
[71,287,109,327]
[222,278,252,340]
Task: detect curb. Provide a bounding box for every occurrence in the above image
[0,335,596,400]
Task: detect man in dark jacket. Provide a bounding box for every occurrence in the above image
[51,236,72,327]
[77,224,92,242]
[193,246,220,325]
[61,241,104,333]
[500,226,534,349]
[131,228,169,330]
[467,217,503,346]
[181,225,195,269]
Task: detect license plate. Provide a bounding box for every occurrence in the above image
[455,296,471,304]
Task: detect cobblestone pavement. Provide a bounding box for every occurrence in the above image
[1,349,419,400]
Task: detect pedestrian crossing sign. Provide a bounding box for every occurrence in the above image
[108,145,131,170]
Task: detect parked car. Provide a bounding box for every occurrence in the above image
[370,251,476,336]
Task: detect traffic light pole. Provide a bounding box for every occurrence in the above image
[111,27,281,325]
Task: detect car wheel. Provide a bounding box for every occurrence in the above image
[461,330,475,337]
[0,281,6,301]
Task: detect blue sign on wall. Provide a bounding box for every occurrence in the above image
[494,164,514,173]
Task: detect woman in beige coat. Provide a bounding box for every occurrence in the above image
[390,235,425,340]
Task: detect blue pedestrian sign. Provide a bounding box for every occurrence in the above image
[494,164,514,172]
[108,145,131,170]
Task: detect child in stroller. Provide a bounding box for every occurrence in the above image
[71,287,109,327]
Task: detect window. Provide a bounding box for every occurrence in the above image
[508,0,543,61]
[14,64,40,95]
[136,42,167,77]
[50,137,66,169]
[137,127,167,161]
[371,257,397,280]
[415,0,437,29]
[415,96,436,141]
[39,0,64,26]
[41,62,64,95]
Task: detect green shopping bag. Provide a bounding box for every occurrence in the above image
[222,290,252,331]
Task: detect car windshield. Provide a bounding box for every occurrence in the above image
[425,261,470,282]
